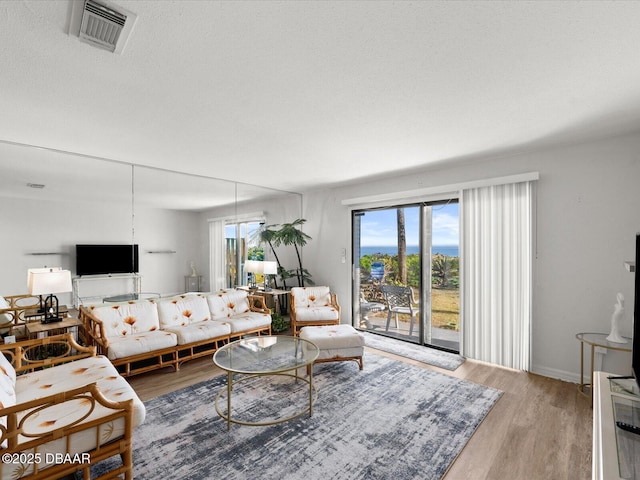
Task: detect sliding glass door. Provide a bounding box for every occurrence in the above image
[353,200,460,352]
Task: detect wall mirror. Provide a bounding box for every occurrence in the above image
[0,140,302,305]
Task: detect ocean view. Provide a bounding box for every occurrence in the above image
[361,245,459,257]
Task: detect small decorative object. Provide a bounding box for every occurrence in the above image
[606,292,627,343]
[190,261,198,277]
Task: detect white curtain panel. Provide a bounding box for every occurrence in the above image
[461,180,534,370]
[209,220,226,292]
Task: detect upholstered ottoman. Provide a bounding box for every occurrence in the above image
[299,324,365,374]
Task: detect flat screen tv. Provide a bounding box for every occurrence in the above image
[76,244,139,276]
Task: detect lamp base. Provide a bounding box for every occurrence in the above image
[41,316,63,324]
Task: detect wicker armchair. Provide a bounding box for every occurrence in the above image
[289,286,340,336]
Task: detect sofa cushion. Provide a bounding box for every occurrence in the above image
[88,301,161,338]
[106,331,177,360]
[221,311,271,334]
[164,320,230,345]
[206,290,251,320]
[157,295,211,329]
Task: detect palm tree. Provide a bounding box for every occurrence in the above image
[432,253,458,287]
[253,223,286,288]
[397,208,407,284]
[274,218,312,287]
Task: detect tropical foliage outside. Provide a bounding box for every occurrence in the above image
[360,252,460,331]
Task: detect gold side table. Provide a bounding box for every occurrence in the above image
[576,332,632,400]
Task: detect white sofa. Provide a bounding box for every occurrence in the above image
[0,333,145,480]
[80,289,272,376]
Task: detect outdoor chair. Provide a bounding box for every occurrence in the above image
[380,285,420,336]
[358,291,385,329]
[289,286,340,336]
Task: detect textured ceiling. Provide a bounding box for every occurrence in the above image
[1,0,640,193]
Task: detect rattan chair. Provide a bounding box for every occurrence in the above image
[289,286,340,336]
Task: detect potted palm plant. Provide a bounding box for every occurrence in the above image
[274,219,313,287]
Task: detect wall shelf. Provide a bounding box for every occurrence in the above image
[147,250,176,254]
[26,252,69,256]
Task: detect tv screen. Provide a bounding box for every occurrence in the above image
[76,244,139,276]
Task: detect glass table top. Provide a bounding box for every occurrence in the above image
[213,336,319,374]
[575,332,632,351]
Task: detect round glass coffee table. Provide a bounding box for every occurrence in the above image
[213,336,319,430]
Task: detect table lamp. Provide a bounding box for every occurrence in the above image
[263,261,277,292]
[28,267,72,324]
[245,260,261,290]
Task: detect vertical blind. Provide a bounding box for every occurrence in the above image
[209,220,226,292]
[461,180,534,370]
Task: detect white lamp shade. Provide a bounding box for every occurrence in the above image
[263,261,278,275]
[28,268,72,295]
[245,260,262,274]
[27,267,61,293]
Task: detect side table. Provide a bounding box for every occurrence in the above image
[576,332,632,400]
[26,317,83,340]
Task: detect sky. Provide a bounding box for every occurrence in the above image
[359,202,459,246]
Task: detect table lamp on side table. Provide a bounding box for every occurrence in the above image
[28,267,73,324]
[263,261,278,292]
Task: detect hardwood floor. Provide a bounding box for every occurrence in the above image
[126,346,593,480]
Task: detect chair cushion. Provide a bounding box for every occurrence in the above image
[106,331,177,360]
[3,356,146,478]
[157,295,211,328]
[15,355,146,427]
[291,286,332,308]
[0,351,16,386]
[88,301,161,338]
[206,290,251,320]
[164,320,230,345]
[0,353,16,448]
[295,307,339,322]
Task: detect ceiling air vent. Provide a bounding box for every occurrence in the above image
[69,0,138,54]
[79,0,126,52]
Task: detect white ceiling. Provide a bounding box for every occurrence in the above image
[2,0,640,194]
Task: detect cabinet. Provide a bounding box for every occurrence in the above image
[72,274,142,307]
[185,275,202,292]
[593,372,640,479]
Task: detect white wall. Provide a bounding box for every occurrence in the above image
[0,196,202,305]
[301,132,640,382]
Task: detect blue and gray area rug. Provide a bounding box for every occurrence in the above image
[361,332,465,370]
[93,354,501,480]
